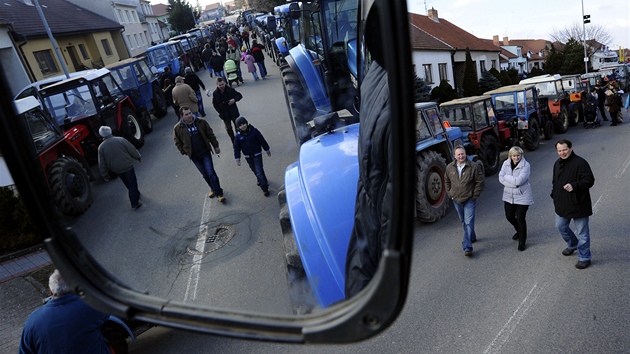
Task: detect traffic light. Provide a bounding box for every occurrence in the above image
[583,15,590,24]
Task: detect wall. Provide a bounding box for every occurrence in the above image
[412,50,454,89]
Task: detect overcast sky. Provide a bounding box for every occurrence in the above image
[406,0,629,49]
[174,0,629,49]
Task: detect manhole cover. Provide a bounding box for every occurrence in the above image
[186,224,236,255]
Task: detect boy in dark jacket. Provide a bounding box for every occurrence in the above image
[233,116,271,196]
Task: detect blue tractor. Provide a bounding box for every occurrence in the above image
[280,102,465,310]
[145,41,187,76]
[275,0,360,145]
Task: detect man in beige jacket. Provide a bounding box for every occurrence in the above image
[171,76,198,117]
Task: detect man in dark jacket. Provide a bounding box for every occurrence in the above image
[233,117,271,196]
[201,43,214,77]
[212,77,243,143]
[250,40,267,79]
[445,146,485,257]
[209,50,226,80]
[551,139,594,269]
[98,126,143,209]
[595,81,608,121]
[184,67,207,117]
[174,106,225,202]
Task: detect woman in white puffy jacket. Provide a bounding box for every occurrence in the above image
[498,146,534,251]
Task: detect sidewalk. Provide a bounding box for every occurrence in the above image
[0,249,53,353]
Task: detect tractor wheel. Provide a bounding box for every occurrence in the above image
[569,104,580,126]
[543,119,554,140]
[281,65,317,145]
[415,150,448,223]
[140,109,153,134]
[151,84,168,118]
[479,135,500,176]
[522,117,540,151]
[48,157,93,216]
[554,105,569,134]
[120,107,145,149]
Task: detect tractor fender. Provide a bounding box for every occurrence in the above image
[286,45,331,114]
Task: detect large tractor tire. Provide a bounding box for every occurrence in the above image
[151,84,168,118]
[140,110,153,134]
[48,157,93,216]
[554,105,570,134]
[479,135,500,176]
[415,150,448,223]
[120,107,145,149]
[522,117,540,151]
[281,65,317,145]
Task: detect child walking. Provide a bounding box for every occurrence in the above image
[233,117,271,196]
[243,50,259,81]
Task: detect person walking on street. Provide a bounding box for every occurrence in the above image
[172,76,198,117]
[210,50,226,80]
[445,146,485,257]
[595,81,608,121]
[604,88,620,125]
[174,106,225,202]
[226,44,244,83]
[212,77,243,143]
[243,49,259,81]
[184,67,207,117]
[251,40,267,79]
[162,78,178,116]
[19,270,114,354]
[233,117,271,196]
[97,126,143,209]
[551,139,594,269]
[498,146,533,251]
[202,43,214,78]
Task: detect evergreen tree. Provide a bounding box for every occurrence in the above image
[414,74,432,102]
[544,44,564,74]
[499,70,511,85]
[430,80,458,104]
[168,0,196,34]
[529,66,544,77]
[506,68,520,84]
[462,48,480,97]
[559,38,586,75]
[488,67,502,83]
[478,71,502,93]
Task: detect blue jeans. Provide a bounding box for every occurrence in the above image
[194,90,205,116]
[256,61,267,78]
[453,199,477,252]
[191,151,223,197]
[214,70,226,81]
[246,154,268,190]
[555,215,591,261]
[118,168,140,207]
[204,61,213,76]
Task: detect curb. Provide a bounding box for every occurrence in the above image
[0,244,46,264]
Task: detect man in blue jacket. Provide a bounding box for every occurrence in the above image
[233,116,271,196]
[551,139,595,269]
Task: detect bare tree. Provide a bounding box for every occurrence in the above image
[550,22,613,46]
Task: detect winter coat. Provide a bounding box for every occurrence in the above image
[244,54,256,73]
[251,44,265,62]
[226,48,242,68]
[445,159,485,204]
[171,83,198,113]
[605,92,620,113]
[173,117,219,158]
[212,85,242,122]
[551,151,594,218]
[209,54,225,72]
[498,157,534,206]
[98,135,141,177]
[233,125,270,160]
[184,73,205,92]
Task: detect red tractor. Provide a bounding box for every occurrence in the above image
[13,96,93,215]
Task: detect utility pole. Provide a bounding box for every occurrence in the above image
[581,0,589,74]
[33,0,70,78]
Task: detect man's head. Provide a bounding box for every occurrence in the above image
[236,116,248,131]
[163,66,171,73]
[184,67,192,74]
[49,269,73,298]
[454,145,467,164]
[555,139,573,160]
[216,77,226,90]
[175,76,184,84]
[98,126,112,138]
[179,106,194,124]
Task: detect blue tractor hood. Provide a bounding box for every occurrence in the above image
[284,123,360,307]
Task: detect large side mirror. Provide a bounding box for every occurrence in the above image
[0,0,414,344]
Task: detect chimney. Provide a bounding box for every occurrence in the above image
[493,35,499,46]
[428,8,439,22]
[503,37,509,46]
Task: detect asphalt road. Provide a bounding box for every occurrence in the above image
[65,59,630,352]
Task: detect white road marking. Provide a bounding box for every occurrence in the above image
[483,282,546,354]
[592,194,605,215]
[616,154,630,179]
[184,197,212,302]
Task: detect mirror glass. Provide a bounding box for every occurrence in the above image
[1,0,412,325]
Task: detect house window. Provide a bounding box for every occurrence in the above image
[117,9,123,23]
[480,60,486,73]
[423,64,433,84]
[101,39,112,56]
[133,12,139,23]
[134,34,140,47]
[438,63,448,82]
[491,60,497,69]
[33,50,58,75]
[127,35,134,49]
[78,44,89,60]
[125,10,131,22]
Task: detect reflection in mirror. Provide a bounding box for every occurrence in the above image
[0,0,415,343]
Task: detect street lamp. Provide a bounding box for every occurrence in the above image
[581,0,589,73]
